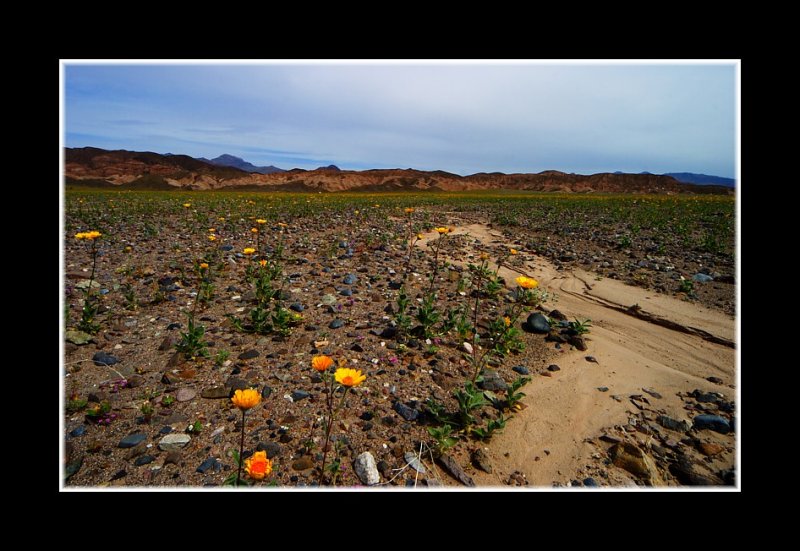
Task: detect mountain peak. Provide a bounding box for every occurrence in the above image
[206,154,285,175]
[317,164,341,172]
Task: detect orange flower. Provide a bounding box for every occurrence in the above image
[277,222,288,228]
[312,355,334,372]
[515,276,539,289]
[509,248,518,255]
[256,219,267,224]
[245,450,272,480]
[479,252,489,260]
[183,203,191,208]
[405,207,415,214]
[199,262,209,269]
[243,248,256,255]
[334,367,366,387]
[208,228,216,233]
[435,227,450,234]
[259,259,267,267]
[251,228,259,233]
[504,316,511,326]
[208,235,217,241]
[231,388,261,410]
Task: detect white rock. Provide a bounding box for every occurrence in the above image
[354,451,380,486]
[158,434,191,451]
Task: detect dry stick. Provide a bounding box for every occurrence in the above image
[237,409,246,486]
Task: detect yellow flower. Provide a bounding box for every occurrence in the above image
[218,217,225,222]
[256,219,267,224]
[251,228,258,233]
[405,207,415,214]
[76,230,101,240]
[183,203,191,208]
[124,246,132,252]
[417,233,424,240]
[231,388,261,410]
[312,355,334,372]
[504,316,511,326]
[334,367,366,387]
[75,232,86,240]
[510,248,518,255]
[259,259,267,267]
[277,222,288,228]
[479,252,489,260]
[208,228,216,233]
[208,235,217,241]
[243,248,256,255]
[515,276,539,289]
[435,227,450,234]
[245,450,272,480]
[199,262,209,269]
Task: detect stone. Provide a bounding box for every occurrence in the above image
[471,448,493,473]
[92,351,119,366]
[609,442,664,485]
[69,425,86,438]
[597,387,609,392]
[585,356,599,364]
[164,451,181,465]
[329,319,345,329]
[65,330,93,345]
[292,456,314,471]
[436,453,475,486]
[568,335,588,351]
[201,386,230,399]
[707,376,724,385]
[65,456,83,480]
[657,415,691,433]
[354,451,380,485]
[118,433,146,448]
[692,273,714,283]
[523,313,551,333]
[669,457,724,486]
[642,387,663,399]
[404,452,427,474]
[125,443,147,460]
[176,388,197,402]
[158,433,191,451]
[693,414,731,434]
[321,294,337,306]
[238,349,260,360]
[697,442,725,456]
[290,303,304,312]
[512,365,530,375]
[75,279,101,290]
[583,477,599,487]
[159,335,178,351]
[548,309,567,321]
[196,457,219,474]
[393,401,419,421]
[547,364,561,372]
[257,442,282,459]
[343,274,358,285]
[290,390,310,402]
[134,455,156,466]
[261,386,273,399]
[478,369,507,392]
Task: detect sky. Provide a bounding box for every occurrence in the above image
[63,61,737,178]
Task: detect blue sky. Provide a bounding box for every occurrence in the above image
[63,62,737,177]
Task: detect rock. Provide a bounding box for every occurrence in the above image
[69,425,86,438]
[261,386,273,399]
[158,433,191,451]
[339,288,353,297]
[523,313,551,333]
[697,442,725,456]
[568,335,588,351]
[404,452,427,474]
[238,349,260,360]
[176,388,197,402]
[201,386,230,399]
[257,442,282,459]
[321,294,337,306]
[548,309,567,321]
[134,455,156,466]
[512,365,530,375]
[669,456,724,485]
[125,443,147,459]
[642,387,663,399]
[585,356,599,364]
[691,390,723,403]
[75,279,101,290]
[547,364,561,372]
[693,414,731,434]
[583,477,599,487]
[657,415,691,433]
[159,335,178,351]
[329,319,345,329]
[292,456,314,471]
[290,390,310,402]
[393,401,419,421]
[436,453,475,486]
[478,370,507,392]
[65,456,83,480]
[118,433,146,448]
[609,442,664,485]
[65,330,94,345]
[343,274,358,285]
[127,375,144,388]
[597,387,609,392]
[471,448,493,473]
[92,351,119,366]
[380,327,397,339]
[290,303,304,312]
[707,376,724,385]
[692,273,714,283]
[164,451,182,465]
[354,452,380,485]
[196,457,219,473]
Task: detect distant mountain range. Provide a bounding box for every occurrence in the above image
[614,171,735,188]
[64,147,734,194]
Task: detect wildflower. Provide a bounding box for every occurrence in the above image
[312,355,334,372]
[75,230,101,240]
[277,222,288,228]
[504,316,511,326]
[218,217,225,222]
[251,228,258,233]
[243,248,256,255]
[480,252,489,260]
[515,276,539,289]
[510,248,518,255]
[259,259,267,267]
[435,227,450,234]
[417,233,424,240]
[245,450,272,480]
[231,388,261,410]
[256,219,267,224]
[405,207,415,214]
[334,367,366,387]
[124,245,132,252]
[208,228,216,233]
[183,203,191,208]
[199,262,209,269]
[208,235,217,241]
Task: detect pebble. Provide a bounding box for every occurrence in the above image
[118,433,146,448]
[238,349,260,360]
[339,288,353,297]
[436,453,475,486]
[290,390,310,402]
[707,376,724,385]
[692,273,714,283]
[329,319,345,329]
[585,356,599,364]
[290,303,304,312]
[257,442,282,459]
[201,386,230,399]
[404,452,427,474]
[523,313,551,333]
[657,415,691,433]
[321,294,337,306]
[261,386,273,398]
[292,455,314,471]
[477,369,507,392]
[196,457,219,473]
[134,455,156,466]
[343,274,358,285]
[512,365,530,375]
[697,442,725,456]
[583,477,599,487]
[471,448,493,474]
[642,388,663,399]
[158,433,191,451]
[176,388,197,402]
[597,387,609,392]
[65,330,93,345]
[393,401,419,421]
[92,351,119,366]
[693,414,731,434]
[547,364,561,372]
[69,425,86,438]
[354,451,380,485]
